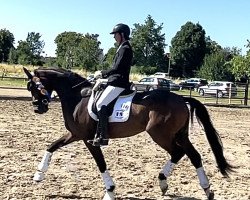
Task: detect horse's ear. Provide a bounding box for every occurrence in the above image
[23,67,33,79]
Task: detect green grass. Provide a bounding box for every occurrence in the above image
[0,78,27,87]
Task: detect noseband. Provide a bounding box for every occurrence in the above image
[27,76,51,114]
[29,77,51,100]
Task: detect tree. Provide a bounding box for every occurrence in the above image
[246,39,250,55]
[55,32,102,70]
[77,33,103,71]
[8,47,18,64]
[55,31,82,68]
[16,32,45,65]
[229,54,250,81]
[171,22,206,77]
[0,29,15,62]
[16,40,32,65]
[228,40,250,82]
[197,50,234,81]
[205,36,222,54]
[131,15,167,74]
[102,47,117,70]
[26,32,45,65]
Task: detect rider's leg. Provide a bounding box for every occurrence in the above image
[94,105,109,146]
[93,85,124,146]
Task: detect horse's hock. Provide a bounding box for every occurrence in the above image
[0,100,249,199]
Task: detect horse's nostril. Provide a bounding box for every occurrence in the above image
[42,99,48,105]
[32,100,39,106]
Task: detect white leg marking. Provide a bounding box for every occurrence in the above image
[101,170,115,190]
[33,151,52,182]
[33,171,45,182]
[161,160,176,177]
[196,167,210,189]
[159,160,176,195]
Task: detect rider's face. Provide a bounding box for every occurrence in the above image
[114,33,121,44]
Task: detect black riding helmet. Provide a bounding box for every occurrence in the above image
[110,23,130,40]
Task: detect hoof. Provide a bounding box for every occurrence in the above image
[159,179,168,196]
[33,171,45,182]
[204,186,214,200]
[208,191,214,200]
[102,190,115,200]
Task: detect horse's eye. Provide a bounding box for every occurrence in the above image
[27,81,33,91]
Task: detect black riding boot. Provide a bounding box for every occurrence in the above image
[93,105,109,146]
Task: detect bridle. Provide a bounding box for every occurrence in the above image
[27,76,51,113]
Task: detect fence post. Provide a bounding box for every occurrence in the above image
[1,69,6,80]
[189,87,192,97]
[244,78,249,106]
[216,89,219,104]
[228,83,232,104]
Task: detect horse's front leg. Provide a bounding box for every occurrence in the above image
[34,132,75,182]
[85,142,115,200]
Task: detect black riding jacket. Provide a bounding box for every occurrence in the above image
[101,41,133,88]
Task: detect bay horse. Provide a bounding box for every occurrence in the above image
[23,67,233,200]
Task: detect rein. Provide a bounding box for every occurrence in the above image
[72,79,94,89]
[72,80,89,89]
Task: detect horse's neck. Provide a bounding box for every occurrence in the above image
[54,86,82,116]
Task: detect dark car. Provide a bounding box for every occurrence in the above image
[132,77,170,92]
[179,78,208,90]
[165,79,180,91]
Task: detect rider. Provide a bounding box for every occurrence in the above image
[91,23,133,146]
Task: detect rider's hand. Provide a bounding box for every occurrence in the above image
[94,71,102,79]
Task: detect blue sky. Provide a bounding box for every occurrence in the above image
[1,0,250,56]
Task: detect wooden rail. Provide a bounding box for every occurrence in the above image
[1,75,27,80]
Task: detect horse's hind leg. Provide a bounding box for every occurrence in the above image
[183,139,214,200]
[33,132,76,182]
[158,144,185,195]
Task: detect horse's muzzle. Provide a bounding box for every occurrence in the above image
[32,99,49,114]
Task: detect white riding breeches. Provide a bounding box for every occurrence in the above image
[96,85,125,111]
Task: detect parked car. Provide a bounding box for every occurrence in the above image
[149,72,169,78]
[179,78,208,90]
[165,79,180,91]
[132,77,170,92]
[198,81,237,98]
[86,74,95,83]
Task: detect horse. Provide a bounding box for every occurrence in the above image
[23,67,234,200]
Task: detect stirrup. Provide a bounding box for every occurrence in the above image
[87,137,109,147]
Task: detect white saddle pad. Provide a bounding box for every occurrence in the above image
[87,90,136,122]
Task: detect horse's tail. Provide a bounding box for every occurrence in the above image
[184,97,234,177]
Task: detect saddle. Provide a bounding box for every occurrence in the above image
[86,83,136,123]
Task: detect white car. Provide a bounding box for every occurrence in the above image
[132,77,170,92]
[150,72,169,78]
[198,81,237,98]
[86,74,95,82]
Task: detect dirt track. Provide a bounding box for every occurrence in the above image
[0,100,249,200]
